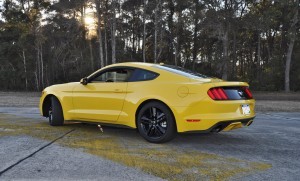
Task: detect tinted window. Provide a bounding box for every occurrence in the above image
[154,64,209,79]
[128,69,159,82]
[90,68,132,82]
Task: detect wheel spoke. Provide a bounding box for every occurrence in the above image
[156,124,166,134]
[140,116,151,124]
[157,112,164,119]
[48,106,52,120]
[147,125,154,136]
[150,127,156,136]
[157,113,166,123]
[150,107,157,118]
[154,126,163,136]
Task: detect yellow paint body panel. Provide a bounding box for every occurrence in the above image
[40,62,256,133]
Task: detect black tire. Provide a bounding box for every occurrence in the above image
[137,101,176,143]
[49,96,64,126]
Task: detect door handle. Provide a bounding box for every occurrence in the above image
[114,89,123,93]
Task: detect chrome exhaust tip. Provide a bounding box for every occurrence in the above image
[246,120,253,126]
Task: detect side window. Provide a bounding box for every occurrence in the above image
[90,68,132,83]
[128,69,159,82]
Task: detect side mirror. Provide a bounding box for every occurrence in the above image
[80,77,88,85]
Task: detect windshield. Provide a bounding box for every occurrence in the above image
[153,64,209,79]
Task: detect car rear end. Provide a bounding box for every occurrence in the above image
[175,81,255,133]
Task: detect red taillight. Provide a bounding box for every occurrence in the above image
[208,86,253,100]
[244,87,253,99]
[211,88,222,99]
[217,88,228,100]
[207,90,216,99]
[208,87,228,100]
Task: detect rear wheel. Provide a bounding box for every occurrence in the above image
[49,96,64,126]
[137,102,176,143]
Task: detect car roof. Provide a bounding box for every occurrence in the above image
[107,62,158,68]
[104,62,166,73]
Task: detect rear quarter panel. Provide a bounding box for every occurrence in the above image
[119,75,255,132]
[173,81,255,132]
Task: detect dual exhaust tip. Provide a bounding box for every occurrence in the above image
[211,119,253,133]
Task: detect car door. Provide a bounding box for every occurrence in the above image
[71,67,132,123]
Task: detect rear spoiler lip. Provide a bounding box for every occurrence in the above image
[188,80,249,87]
[211,81,249,87]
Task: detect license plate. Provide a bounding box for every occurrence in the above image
[241,104,250,115]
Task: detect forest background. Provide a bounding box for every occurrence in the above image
[0,0,299,92]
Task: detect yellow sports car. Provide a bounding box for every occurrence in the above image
[40,62,255,143]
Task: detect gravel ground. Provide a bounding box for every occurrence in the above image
[255,100,300,112]
[0,108,299,180]
[0,135,162,181]
[253,91,300,101]
[0,92,40,107]
[0,92,299,180]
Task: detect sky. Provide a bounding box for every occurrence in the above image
[0,2,3,21]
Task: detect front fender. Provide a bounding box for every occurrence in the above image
[39,83,77,120]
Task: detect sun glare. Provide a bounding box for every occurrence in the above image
[84,16,95,26]
[84,15,97,38]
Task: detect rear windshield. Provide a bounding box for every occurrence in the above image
[153,64,209,79]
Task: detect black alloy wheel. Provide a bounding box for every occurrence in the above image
[137,101,176,143]
[48,106,53,124]
[48,96,64,126]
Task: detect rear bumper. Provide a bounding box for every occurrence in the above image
[172,98,256,132]
[182,117,255,133]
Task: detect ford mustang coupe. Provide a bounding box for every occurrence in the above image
[40,62,255,143]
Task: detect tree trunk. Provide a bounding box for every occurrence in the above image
[36,45,40,91]
[257,32,261,82]
[95,0,104,68]
[232,31,237,79]
[34,71,39,91]
[285,38,295,92]
[158,2,163,62]
[40,44,44,88]
[167,0,174,64]
[285,0,298,92]
[222,29,229,80]
[22,49,28,90]
[175,10,182,66]
[192,0,199,70]
[111,0,117,64]
[104,7,108,66]
[154,0,159,63]
[80,2,86,40]
[132,9,136,57]
[89,40,94,70]
[221,0,229,80]
[142,0,147,62]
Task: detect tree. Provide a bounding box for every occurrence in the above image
[142,0,147,62]
[111,0,117,64]
[0,0,300,91]
[285,0,299,92]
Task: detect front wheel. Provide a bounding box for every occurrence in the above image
[137,102,176,143]
[49,96,64,126]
